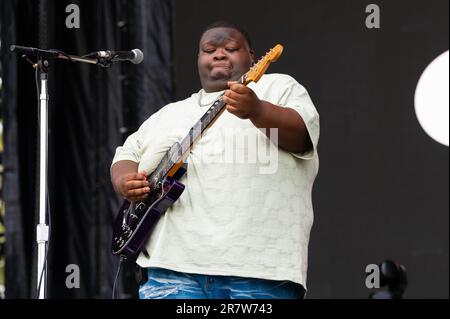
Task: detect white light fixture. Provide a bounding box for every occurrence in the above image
[414,50,449,147]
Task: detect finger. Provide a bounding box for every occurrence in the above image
[227,81,238,87]
[226,104,243,117]
[124,172,146,181]
[228,82,250,94]
[226,104,237,113]
[125,180,149,190]
[222,95,239,108]
[128,187,151,197]
[224,89,245,101]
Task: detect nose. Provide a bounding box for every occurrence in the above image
[213,48,227,61]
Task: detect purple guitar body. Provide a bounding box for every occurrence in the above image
[111,176,185,258]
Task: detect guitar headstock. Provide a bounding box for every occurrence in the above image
[243,44,284,85]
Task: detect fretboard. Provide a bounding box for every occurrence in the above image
[147,75,246,188]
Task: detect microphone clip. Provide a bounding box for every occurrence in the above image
[82,51,114,68]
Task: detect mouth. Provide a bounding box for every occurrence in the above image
[211,63,231,69]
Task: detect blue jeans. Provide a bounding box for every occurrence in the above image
[139,268,305,299]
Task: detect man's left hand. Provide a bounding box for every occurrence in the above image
[223,81,263,120]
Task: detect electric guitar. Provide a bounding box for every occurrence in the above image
[111,44,284,258]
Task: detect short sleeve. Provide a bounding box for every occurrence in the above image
[275,75,320,160]
[111,112,159,167]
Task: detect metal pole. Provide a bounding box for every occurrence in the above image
[36,69,49,299]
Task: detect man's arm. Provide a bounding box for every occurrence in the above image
[249,100,312,153]
[223,82,312,153]
[111,160,150,202]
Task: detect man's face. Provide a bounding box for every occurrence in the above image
[198,27,254,92]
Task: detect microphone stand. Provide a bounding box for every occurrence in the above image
[36,57,49,299]
[10,45,112,299]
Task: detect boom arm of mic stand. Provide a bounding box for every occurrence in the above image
[57,54,112,67]
[10,45,112,68]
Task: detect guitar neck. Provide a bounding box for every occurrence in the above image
[147,75,246,186]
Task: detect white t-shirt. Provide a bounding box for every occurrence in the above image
[112,73,320,288]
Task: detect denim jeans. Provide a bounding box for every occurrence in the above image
[139,267,305,299]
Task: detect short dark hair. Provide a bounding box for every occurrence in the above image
[201,21,253,50]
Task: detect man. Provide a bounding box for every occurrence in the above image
[111,21,319,299]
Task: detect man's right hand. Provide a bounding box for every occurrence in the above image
[115,171,151,202]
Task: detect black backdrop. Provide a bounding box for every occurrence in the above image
[173,0,449,299]
[1,0,175,298]
[1,0,448,298]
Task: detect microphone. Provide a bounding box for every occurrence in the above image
[90,49,144,64]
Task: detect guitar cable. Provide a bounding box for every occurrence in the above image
[112,255,127,299]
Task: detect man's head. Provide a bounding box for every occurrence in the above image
[198,21,255,92]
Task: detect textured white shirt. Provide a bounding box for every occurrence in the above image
[112,73,320,288]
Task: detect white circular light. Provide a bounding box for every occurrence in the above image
[414,50,449,146]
